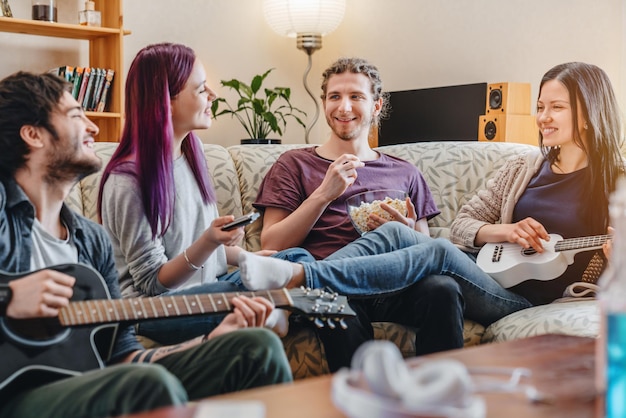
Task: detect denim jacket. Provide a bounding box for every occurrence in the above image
[0,176,142,361]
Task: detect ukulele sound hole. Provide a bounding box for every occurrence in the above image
[521,248,538,256]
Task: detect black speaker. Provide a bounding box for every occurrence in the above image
[483,119,497,140]
[486,83,531,115]
[478,114,537,145]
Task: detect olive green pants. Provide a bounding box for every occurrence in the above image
[1,328,292,418]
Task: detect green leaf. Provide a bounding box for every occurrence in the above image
[240,83,253,98]
[260,68,274,80]
[267,94,277,108]
[264,112,278,128]
[237,97,252,108]
[251,75,263,94]
[221,79,240,90]
[252,98,266,115]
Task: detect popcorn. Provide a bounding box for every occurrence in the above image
[349,196,407,233]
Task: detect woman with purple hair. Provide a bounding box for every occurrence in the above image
[98,43,309,345]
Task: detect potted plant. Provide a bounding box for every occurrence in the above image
[211,68,307,144]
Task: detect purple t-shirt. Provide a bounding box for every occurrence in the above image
[254,147,440,259]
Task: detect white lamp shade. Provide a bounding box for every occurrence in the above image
[263,0,346,38]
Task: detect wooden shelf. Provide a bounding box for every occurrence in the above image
[0,17,125,39]
[0,0,128,141]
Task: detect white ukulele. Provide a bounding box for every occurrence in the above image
[476,233,610,288]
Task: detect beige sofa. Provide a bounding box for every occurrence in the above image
[66,140,599,379]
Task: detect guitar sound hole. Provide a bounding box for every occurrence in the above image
[521,248,537,256]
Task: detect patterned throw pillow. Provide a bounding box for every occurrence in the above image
[481,300,599,343]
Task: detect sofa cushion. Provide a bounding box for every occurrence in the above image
[379,141,536,238]
[481,299,599,343]
[203,144,244,219]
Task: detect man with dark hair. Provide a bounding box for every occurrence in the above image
[0,71,292,418]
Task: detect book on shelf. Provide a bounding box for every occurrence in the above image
[96,69,115,112]
[52,65,115,112]
[88,68,105,111]
[81,68,97,110]
[77,67,92,105]
[71,67,84,99]
[57,66,74,82]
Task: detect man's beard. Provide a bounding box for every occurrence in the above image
[44,143,102,184]
[328,114,374,141]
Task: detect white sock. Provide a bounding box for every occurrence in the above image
[265,309,291,338]
[238,251,293,290]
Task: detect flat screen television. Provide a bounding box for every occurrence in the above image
[378,82,487,145]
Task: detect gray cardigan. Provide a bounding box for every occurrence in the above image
[450,149,544,252]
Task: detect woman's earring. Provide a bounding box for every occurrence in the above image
[584,122,589,130]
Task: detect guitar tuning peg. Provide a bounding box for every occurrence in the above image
[339,319,348,329]
[326,318,336,329]
[313,317,324,328]
[320,287,339,301]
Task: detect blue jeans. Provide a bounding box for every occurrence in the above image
[137,248,313,345]
[301,222,532,326]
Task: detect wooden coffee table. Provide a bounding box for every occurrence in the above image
[120,334,602,418]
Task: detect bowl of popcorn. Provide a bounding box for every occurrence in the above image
[346,189,408,235]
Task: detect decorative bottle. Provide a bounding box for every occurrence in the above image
[1,0,13,17]
[31,0,57,22]
[597,177,626,417]
[79,0,101,27]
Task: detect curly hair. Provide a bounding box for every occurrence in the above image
[320,57,390,127]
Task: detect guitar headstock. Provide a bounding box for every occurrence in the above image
[287,287,356,330]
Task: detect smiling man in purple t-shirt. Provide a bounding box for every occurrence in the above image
[252,57,466,371]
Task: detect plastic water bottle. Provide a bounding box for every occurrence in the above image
[597,178,626,417]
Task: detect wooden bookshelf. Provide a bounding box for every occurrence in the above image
[0,0,129,142]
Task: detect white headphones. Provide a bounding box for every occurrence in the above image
[331,341,486,418]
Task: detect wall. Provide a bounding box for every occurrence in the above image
[1,0,624,147]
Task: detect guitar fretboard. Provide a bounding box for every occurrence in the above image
[555,234,611,252]
[58,289,292,326]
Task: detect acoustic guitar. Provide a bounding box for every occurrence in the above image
[0,263,355,398]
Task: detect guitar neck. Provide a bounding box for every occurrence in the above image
[59,289,292,327]
[555,234,611,253]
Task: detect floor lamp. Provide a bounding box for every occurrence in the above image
[262,0,346,144]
